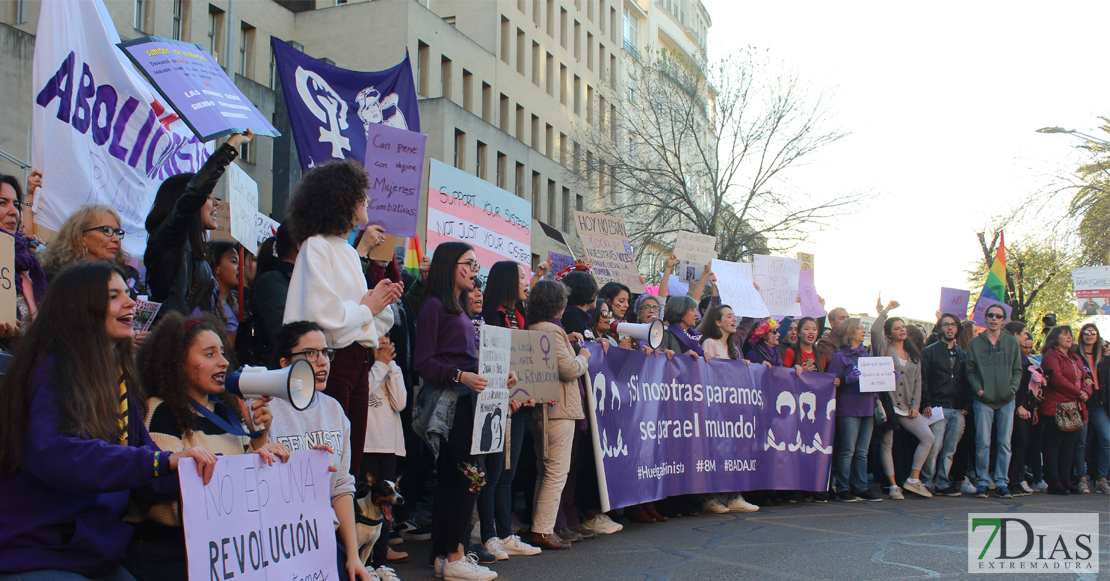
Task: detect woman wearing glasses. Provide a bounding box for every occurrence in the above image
[42,204,143,294]
[267,321,376,581]
[588,303,618,346]
[283,159,402,480]
[1077,323,1108,494]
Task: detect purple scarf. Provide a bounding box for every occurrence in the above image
[3,230,46,309]
[668,323,704,356]
[750,341,782,366]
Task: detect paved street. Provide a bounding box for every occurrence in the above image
[388,492,1109,580]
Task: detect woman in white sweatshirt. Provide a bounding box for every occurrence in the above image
[283,160,402,479]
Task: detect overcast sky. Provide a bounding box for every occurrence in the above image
[701,0,1107,321]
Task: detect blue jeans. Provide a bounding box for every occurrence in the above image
[1087,404,1110,479]
[477,409,526,542]
[0,570,134,581]
[835,415,874,494]
[974,399,1015,487]
[922,408,965,489]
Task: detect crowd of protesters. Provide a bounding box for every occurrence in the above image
[0,131,1107,581]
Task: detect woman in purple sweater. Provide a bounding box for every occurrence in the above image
[0,262,218,580]
[827,317,880,502]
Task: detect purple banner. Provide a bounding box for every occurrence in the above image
[547,251,575,277]
[583,343,836,511]
[117,37,278,141]
[272,38,420,173]
[364,122,426,237]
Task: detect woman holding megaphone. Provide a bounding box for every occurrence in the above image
[0,262,218,580]
[127,312,290,580]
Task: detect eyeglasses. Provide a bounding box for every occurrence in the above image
[84,226,126,240]
[639,305,661,313]
[985,313,1005,320]
[289,348,336,363]
[1082,329,1099,336]
[600,311,612,318]
[457,260,481,272]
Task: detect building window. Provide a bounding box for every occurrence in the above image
[497,153,507,189]
[587,32,594,70]
[623,7,639,57]
[500,94,510,132]
[454,129,466,170]
[482,82,492,121]
[501,16,511,64]
[548,180,556,223]
[515,163,525,198]
[517,29,526,75]
[560,8,567,48]
[562,187,571,231]
[531,115,539,150]
[15,0,28,23]
[476,141,487,179]
[269,45,276,89]
[516,105,525,142]
[239,22,254,77]
[208,6,224,63]
[462,70,473,112]
[172,0,184,40]
[441,56,453,100]
[134,0,146,32]
[532,172,541,219]
[417,41,430,96]
[240,139,254,164]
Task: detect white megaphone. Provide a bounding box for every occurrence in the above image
[225,359,316,411]
[609,319,665,350]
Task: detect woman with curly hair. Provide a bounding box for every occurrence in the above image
[282,159,402,480]
[41,204,143,293]
[0,262,217,580]
[129,311,288,580]
[144,131,252,318]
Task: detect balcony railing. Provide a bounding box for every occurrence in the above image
[623,38,640,60]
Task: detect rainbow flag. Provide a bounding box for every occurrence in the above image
[404,234,424,278]
[981,232,1007,302]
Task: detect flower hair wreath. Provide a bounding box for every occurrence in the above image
[748,317,779,344]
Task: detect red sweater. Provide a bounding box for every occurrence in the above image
[1039,348,1094,421]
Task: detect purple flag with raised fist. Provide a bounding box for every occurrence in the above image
[583,343,836,511]
[271,38,420,173]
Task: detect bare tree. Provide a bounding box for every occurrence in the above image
[576,47,863,275]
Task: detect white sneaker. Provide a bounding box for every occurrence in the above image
[483,538,508,561]
[902,480,932,498]
[499,534,541,556]
[727,495,759,513]
[701,498,729,514]
[1032,480,1049,492]
[1019,480,1033,494]
[889,485,904,500]
[434,556,446,578]
[375,566,399,581]
[1095,478,1110,494]
[442,554,497,581]
[583,513,623,534]
[1078,478,1090,494]
[959,479,978,495]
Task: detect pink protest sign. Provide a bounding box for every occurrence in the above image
[799,270,826,317]
[939,287,971,318]
[573,211,645,293]
[178,451,337,581]
[426,160,531,284]
[364,122,426,237]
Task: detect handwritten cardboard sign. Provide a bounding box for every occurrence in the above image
[573,211,644,293]
[0,235,14,326]
[211,202,234,244]
[859,356,896,393]
[710,259,769,318]
[799,270,826,318]
[796,252,815,272]
[427,160,531,286]
[178,451,337,581]
[939,287,971,318]
[753,255,801,317]
[227,163,260,255]
[510,329,562,405]
[473,325,511,454]
[673,231,716,267]
[364,123,426,238]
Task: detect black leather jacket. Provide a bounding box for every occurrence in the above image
[921,340,971,411]
[144,143,238,316]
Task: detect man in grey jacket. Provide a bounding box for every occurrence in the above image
[965,304,1023,499]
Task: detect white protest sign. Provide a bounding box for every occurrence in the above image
[179,450,337,581]
[255,213,281,251]
[673,231,716,267]
[226,163,260,255]
[0,235,14,326]
[473,325,511,454]
[680,252,715,282]
[710,259,769,318]
[752,255,802,317]
[859,356,896,392]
